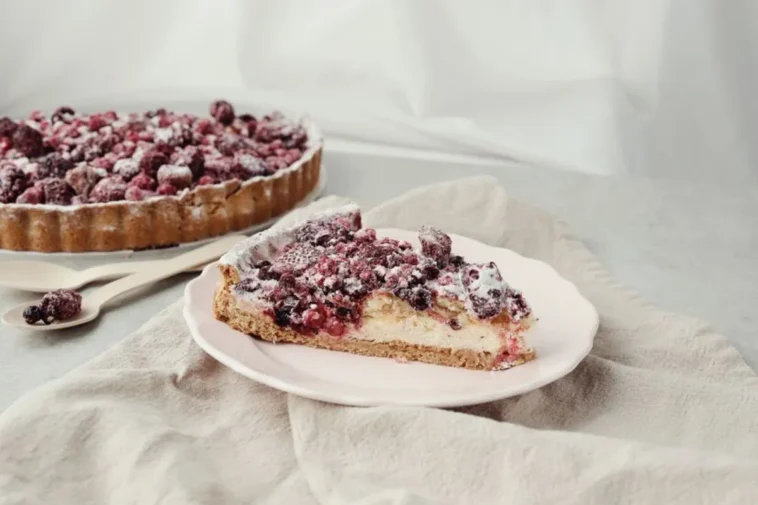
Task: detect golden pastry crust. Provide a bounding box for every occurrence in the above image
[0,148,321,252]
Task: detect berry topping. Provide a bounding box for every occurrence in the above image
[124,186,145,201]
[230,209,531,338]
[210,100,235,125]
[39,153,74,179]
[65,165,106,198]
[23,305,45,325]
[0,101,309,206]
[127,173,157,191]
[157,164,193,189]
[462,262,508,319]
[419,225,452,266]
[138,150,168,178]
[0,117,18,138]
[0,165,27,203]
[324,317,346,337]
[89,176,127,203]
[12,124,45,157]
[112,159,140,180]
[16,186,45,204]
[170,146,204,179]
[157,183,178,196]
[37,289,82,323]
[233,151,269,178]
[38,178,74,205]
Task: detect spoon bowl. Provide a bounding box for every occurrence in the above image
[1,234,247,331]
[2,300,100,330]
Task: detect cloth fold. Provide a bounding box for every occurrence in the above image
[1,177,756,505]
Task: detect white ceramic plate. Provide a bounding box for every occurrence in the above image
[184,229,599,407]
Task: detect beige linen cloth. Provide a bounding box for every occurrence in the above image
[1,176,757,505]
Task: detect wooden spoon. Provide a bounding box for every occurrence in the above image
[1,235,246,331]
[0,259,210,292]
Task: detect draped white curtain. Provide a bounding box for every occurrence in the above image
[0,0,755,182]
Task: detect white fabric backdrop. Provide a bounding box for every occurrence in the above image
[0,0,755,182]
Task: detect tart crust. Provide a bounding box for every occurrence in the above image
[0,145,322,253]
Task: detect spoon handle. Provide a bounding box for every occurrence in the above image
[80,258,210,282]
[86,235,246,307]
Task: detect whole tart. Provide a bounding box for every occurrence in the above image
[0,101,322,252]
[214,204,536,371]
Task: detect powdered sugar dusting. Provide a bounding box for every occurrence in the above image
[223,205,532,335]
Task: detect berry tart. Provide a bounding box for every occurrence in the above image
[0,101,322,252]
[214,204,536,371]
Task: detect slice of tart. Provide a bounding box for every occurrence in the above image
[214,204,535,370]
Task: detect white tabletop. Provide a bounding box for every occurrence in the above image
[1,152,756,410]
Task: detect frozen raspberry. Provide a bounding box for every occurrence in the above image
[283,148,303,165]
[196,175,215,186]
[210,100,235,125]
[233,151,269,179]
[0,117,18,137]
[39,153,74,179]
[285,125,308,148]
[303,309,325,330]
[170,146,204,179]
[38,178,74,205]
[255,144,272,158]
[124,186,145,201]
[95,132,120,153]
[89,176,127,203]
[255,122,282,143]
[462,262,507,319]
[0,166,27,203]
[216,133,252,156]
[88,114,109,131]
[16,186,44,204]
[0,137,12,156]
[138,150,168,178]
[157,183,178,196]
[65,165,106,198]
[265,157,288,172]
[90,156,114,171]
[127,173,157,191]
[418,225,452,266]
[193,120,213,137]
[112,159,140,180]
[203,157,235,181]
[111,141,137,158]
[157,164,192,189]
[39,289,82,323]
[29,177,74,205]
[51,106,76,123]
[354,228,377,244]
[324,317,346,337]
[12,124,45,157]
